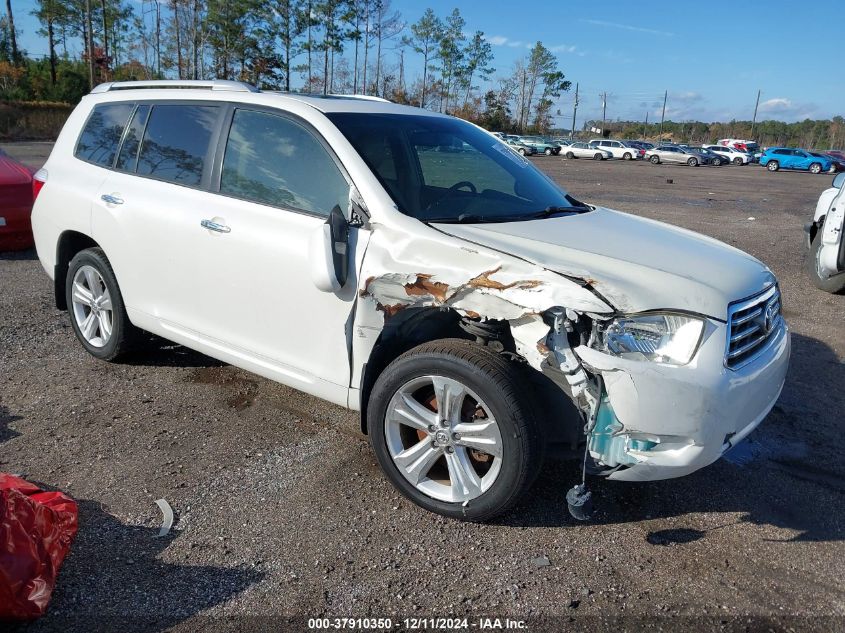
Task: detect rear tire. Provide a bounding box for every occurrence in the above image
[367,339,544,522]
[593,153,603,160]
[805,230,845,293]
[65,247,142,361]
[650,155,660,164]
[767,160,780,171]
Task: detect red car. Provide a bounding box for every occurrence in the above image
[0,149,35,251]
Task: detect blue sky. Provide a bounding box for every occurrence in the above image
[11,0,843,126]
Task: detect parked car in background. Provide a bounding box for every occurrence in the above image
[804,172,845,293]
[703,144,752,165]
[759,148,834,174]
[717,139,761,155]
[588,139,644,160]
[515,135,561,155]
[563,142,613,160]
[0,149,35,251]
[687,146,726,166]
[553,138,573,147]
[30,80,790,521]
[625,140,654,151]
[504,136,537,156]
[817,152,845,172]
[645,145,704,166]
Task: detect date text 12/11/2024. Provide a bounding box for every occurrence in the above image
[307,617,528,630]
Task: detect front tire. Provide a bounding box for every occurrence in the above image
[518,148,526,155]
[810,162,822,174]
[687,157,698,167]
[767,160,780,171]
[650,155,660,164]
[733,157,743,165]
[367,339,543,522]
[544,148,553,156]
[566,151,575,159]
[66,248,141,361]
[805,230,845,293]
[623,152,632,160]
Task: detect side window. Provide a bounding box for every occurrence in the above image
[115,105,150,173]
[75,103,135,167]
[220,109,348,215]
[137,104,220,186]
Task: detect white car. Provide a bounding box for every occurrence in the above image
[563,142,612,160]
[804,172,845,293]
[31,80,790,521]
[588,139,643,160]
[703,144,752,165]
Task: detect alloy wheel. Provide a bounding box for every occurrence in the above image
[384,375,503,503]
[71,265,113,348]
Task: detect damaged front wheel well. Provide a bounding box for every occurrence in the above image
[359,308,515,434]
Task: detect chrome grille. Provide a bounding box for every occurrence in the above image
[725,285,782,369]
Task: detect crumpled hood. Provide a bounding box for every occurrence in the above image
[433,207,775,320]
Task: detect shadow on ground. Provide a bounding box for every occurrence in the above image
[0,404,22,444]
[14,500,263,633]
[499,333,845,544]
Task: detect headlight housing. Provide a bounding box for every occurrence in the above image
[600,313,705,365]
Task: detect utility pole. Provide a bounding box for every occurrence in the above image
[600,91,607,132]
[659,90,667,139]
[750,89,761,138]
[644,111,649,138]
[570,82,579,139]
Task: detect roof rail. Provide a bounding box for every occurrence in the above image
[328,93,390,103]
[90,80,260,94]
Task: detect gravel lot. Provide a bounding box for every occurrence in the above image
[2,142,843,632]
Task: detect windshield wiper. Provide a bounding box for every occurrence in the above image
[529,204,591,219]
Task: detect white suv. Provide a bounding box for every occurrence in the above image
[703,144,752,165]
[32,80,790,521]
[588,139,643,160]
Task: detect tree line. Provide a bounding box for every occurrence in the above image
[0,0,571,132]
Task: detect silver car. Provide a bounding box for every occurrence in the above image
[646,145,703,166]
[564,142,613,160]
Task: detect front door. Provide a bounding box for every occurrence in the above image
[819,183,845,277]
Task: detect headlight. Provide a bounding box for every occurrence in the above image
[601,313,705,365]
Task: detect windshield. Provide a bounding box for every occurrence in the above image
[327,113,585,223]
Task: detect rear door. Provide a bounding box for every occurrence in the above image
[91,101,225,325]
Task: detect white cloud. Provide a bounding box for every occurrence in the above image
[486,35,508,46]
[549,44,578,54]
[582,19,675,37]
[758,97,819,120]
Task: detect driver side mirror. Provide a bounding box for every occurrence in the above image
[833,172,845,189]
[308,204,349,293]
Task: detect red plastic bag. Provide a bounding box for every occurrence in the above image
[0,474,78,619]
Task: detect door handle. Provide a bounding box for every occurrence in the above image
[101,194,124,205]
[201,219,231,233]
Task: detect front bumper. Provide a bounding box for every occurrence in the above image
[574,317,790,481]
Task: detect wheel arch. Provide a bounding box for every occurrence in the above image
[359,307,473,434]
[54,230,101,310]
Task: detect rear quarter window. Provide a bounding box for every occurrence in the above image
[74,103,135,167]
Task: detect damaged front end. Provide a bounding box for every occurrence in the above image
[355,222,789,487]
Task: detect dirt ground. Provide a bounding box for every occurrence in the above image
[1,142,843,632]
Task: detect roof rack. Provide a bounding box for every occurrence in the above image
[328,93,391,103]
[90,80,260,94]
